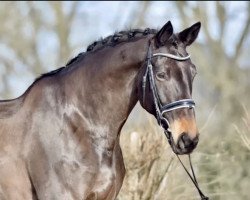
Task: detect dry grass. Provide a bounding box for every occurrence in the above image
[117,104,250,200]
[117,106,208,200]
[234,105,250,151]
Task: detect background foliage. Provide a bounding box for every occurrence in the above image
[0,2,249,199]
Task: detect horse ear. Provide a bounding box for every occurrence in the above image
[155,21,173,47]
[178,22,201,46]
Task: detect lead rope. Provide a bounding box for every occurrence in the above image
[176,155,209,200]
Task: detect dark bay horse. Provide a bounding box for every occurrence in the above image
[0,21,201,199]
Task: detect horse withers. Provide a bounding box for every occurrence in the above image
[0,21,201,200]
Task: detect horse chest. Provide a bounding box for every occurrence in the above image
[85,144,126,200]
[50,138,125,200]
[83,145,123,199]
[89,164,116,199]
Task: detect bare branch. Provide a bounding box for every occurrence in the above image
[125,1,152,28]
[133,1,152,27]
[175,1,189,27]
[49,2,71,64]
[0,58,15,98]
[68,1,80,25]
[233,2,250,62]
[216,1,226,40]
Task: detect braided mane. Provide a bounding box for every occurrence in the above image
[36,28,157,81]
[66,28,157,66]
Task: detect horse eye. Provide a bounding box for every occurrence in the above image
[156,72,166,80]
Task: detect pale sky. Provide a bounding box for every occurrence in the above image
[0,1,249,98]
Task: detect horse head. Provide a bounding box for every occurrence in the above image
[138,21,201,155]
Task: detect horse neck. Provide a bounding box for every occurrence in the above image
[63,37,150,134]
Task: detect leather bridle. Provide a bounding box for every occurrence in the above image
[142,41,209,200]
[142,42,195,143]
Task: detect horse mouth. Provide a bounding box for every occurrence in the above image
[166,131,196,155]
[174,145,195,155]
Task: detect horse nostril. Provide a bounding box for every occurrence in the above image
[178,133,198,150]
[178,133,187,149]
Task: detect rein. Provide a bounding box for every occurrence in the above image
[142,42,209,200]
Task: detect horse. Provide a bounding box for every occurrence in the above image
[0,21,201,200]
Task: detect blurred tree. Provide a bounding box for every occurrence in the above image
[0,1,81,98]
[119,2,250,200]
[0,1,250,200]
[173,3,250,199]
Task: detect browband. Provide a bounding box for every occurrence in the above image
[152,53,190,61]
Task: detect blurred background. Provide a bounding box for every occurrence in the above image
[0,1,249,200]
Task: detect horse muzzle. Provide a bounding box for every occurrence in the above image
[176,133,199,154]
[163,117,199,155]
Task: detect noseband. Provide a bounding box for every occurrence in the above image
[142,43,195,140]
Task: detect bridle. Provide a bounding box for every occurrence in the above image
[142,42,195,143]
[142,41,209,200]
